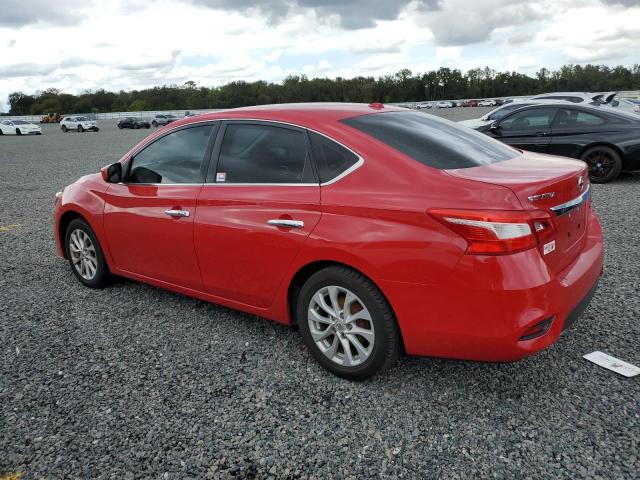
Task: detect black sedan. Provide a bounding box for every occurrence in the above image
[477,103,640,183]
[117,117,151,129]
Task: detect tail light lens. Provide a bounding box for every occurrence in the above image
[429,209,556,255]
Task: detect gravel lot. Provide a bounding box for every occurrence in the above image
[1,110,639,479]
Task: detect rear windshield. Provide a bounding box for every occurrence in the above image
[342,111,519,169]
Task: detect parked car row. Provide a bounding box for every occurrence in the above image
[54,102,605,379]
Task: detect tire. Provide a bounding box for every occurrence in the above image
[145,125,150,129]
[16,129,21,135]
[64,218,110,288]
[134,124,140,129]
[581,145,622,184]
[297,266,401,380]
[152,121,158,127]
[61,125,68,133]
[93,127,99,132]
[118,124,123,129]
[78,125,84,133]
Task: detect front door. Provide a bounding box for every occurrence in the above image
[103,123,216,290]
[194,121,321,308]
[494,107,558,153]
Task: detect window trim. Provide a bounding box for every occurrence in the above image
[121,122,219,186]
[117,118,364,187]
[204,119,363,187]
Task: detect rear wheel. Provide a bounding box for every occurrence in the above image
[134,123,140,129]
[297,266,401,380]
[152,120,158,127]
[64,218,110,288]
[581,146,622,183]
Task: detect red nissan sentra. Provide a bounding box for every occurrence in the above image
[53,103,604,379]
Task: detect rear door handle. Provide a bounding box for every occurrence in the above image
[267,219,304,229]
[536,131,549,136]
[164,209,190,218]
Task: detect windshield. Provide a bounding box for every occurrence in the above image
[342,111,519,170]
[487,103,533,121]
[13,120,29,125]
[76,116,90,121]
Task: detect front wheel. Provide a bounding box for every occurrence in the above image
[78,125,84,133]
[152,121,158,127]
[16,129,21,135]
[581,146,622,183]
[61,125,68,132]
[297,266,401,380]
[134,124,140,129]
[64,218,110,288]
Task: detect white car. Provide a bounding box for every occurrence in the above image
[478,100,496,107]
[530,91,617,105]
[61,116,99,133]
[415,102,432,110]
[0,119,42,135]
[434,101,454,108]
[605,98,640,114]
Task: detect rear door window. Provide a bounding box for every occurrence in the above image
[342,111,518,169]
[215,123,314,184]
[552,109,606,127]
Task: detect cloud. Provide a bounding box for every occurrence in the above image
[0,0,93,27]
[190,0,440,29]
[421,0,546,46]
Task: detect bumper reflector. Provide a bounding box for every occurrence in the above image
[520,316,554,341]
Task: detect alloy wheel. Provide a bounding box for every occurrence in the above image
[584,149,615,181]
[68,229,98,280]
[308,285,375,367]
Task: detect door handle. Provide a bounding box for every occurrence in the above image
[267,219,304,229]
[536,131,548,136]
[164,209,190,218]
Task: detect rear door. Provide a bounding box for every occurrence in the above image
[492,107,558,153]
[104,123,217,289]
[194,121,321,308]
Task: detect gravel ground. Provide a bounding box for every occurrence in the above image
[1,113,639,479]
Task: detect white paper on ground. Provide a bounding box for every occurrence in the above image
[583,351,640,378]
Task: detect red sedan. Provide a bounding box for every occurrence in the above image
[53,103,604,380]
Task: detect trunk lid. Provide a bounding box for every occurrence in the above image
[445,152,590,274]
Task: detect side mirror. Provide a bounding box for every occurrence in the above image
[489,122,502,134]
[100,162,122,183]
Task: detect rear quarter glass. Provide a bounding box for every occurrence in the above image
[342,111,519,169]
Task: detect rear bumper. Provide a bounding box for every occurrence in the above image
[382,208,604,361]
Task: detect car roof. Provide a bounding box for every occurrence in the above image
[170,103,406,128]
[506,101,640,121]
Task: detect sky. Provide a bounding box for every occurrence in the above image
[1,0,639,111]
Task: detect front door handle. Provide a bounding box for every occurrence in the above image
[267,219,304,229]
[536,131,548,136]
[164,209,190,218]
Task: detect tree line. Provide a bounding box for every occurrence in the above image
[6,64,640,116]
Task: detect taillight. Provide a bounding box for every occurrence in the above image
[428,209,556,255]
